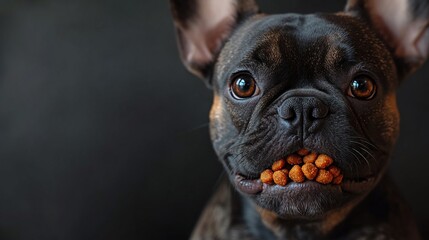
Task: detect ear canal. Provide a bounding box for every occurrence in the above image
[170,0,259,84]
[346,0,429,78]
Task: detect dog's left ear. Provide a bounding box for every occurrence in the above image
[346,0,429,78]
[170,0,259,85]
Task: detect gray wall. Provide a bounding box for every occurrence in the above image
[0,1,427,239]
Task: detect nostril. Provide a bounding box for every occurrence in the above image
[311,105,329,119]
[278,107,296,120]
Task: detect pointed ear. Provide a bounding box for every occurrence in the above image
[346,0,429,78]
[170,0,259,85]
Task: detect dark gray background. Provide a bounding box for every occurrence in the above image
[0,0,427,239]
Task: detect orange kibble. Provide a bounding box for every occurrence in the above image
[328,166,341,177]
[286,154,303,165]
[297,149,310,156]
[273,170,288,186]
[315,154,334,169]
[315,169,334,184]
[280,168,289,176]
[302,163,318,180]
[289,165,305,183]
[332,174,344,185]
[272,159,286,171]
[303,152,318,163]
[260,169,274,184]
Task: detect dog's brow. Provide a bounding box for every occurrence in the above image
[250,30,284,67]
[321,31,348,68]
[325,45,343,69]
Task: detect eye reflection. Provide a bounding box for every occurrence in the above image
[348,76,376,100]
[231,74,257,99]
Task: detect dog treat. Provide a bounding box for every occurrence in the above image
[273,170,288,186]
[332,174,344,185]
[315,154,333,169]
[302,162,318,180]
[315,169,334,184]
[280,169,289,176]
[303,152,318,163]
[272,159,286,171]
[260,169,274,184]
[297,148,310,156]
[289,165,305,183]
[328,166,341,177]
[286,154,303,165]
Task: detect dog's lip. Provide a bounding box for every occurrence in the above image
[234,173,375,195]
[235,175,264,194]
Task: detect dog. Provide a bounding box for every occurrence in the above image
[170,0,428,239]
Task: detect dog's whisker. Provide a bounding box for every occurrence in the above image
[333,142,351,168]
[347,148,362,179]
[349,137,379,150]
[349,140,373,152]
[351,147,371,173]
[178,122,210,136]
[356,145,376,161]
[350,140,376,159]
[350,139,380,174]
[331,142,357,178]
[358,146,377,174]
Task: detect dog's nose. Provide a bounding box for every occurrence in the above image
[278,96,329,133]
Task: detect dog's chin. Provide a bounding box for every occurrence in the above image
[234,174,378,219]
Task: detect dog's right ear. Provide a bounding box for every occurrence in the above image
[170,0,259,86]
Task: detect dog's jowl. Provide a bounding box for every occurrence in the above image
[170,0,428,239]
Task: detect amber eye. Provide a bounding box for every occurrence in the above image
[231,74,257,99]
[348,76,376,100]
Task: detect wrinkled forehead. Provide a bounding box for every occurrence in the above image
[215,13,394,84]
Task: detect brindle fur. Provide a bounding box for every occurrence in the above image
[170,1,428,239]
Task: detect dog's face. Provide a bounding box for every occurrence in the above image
[209,13,399,218]
[171,0,429,220]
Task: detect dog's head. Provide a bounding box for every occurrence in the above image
[170,0,429,220]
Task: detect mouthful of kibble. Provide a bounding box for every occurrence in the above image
[234,148,376,196]
[260,149,343,186]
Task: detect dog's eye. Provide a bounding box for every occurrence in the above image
[348,76,376,100]
[231,74,258,99]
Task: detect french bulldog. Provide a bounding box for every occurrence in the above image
[170,0,428,239]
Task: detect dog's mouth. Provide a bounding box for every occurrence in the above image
[234,149,377,195]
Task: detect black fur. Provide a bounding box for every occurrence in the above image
[170,1,427,239]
